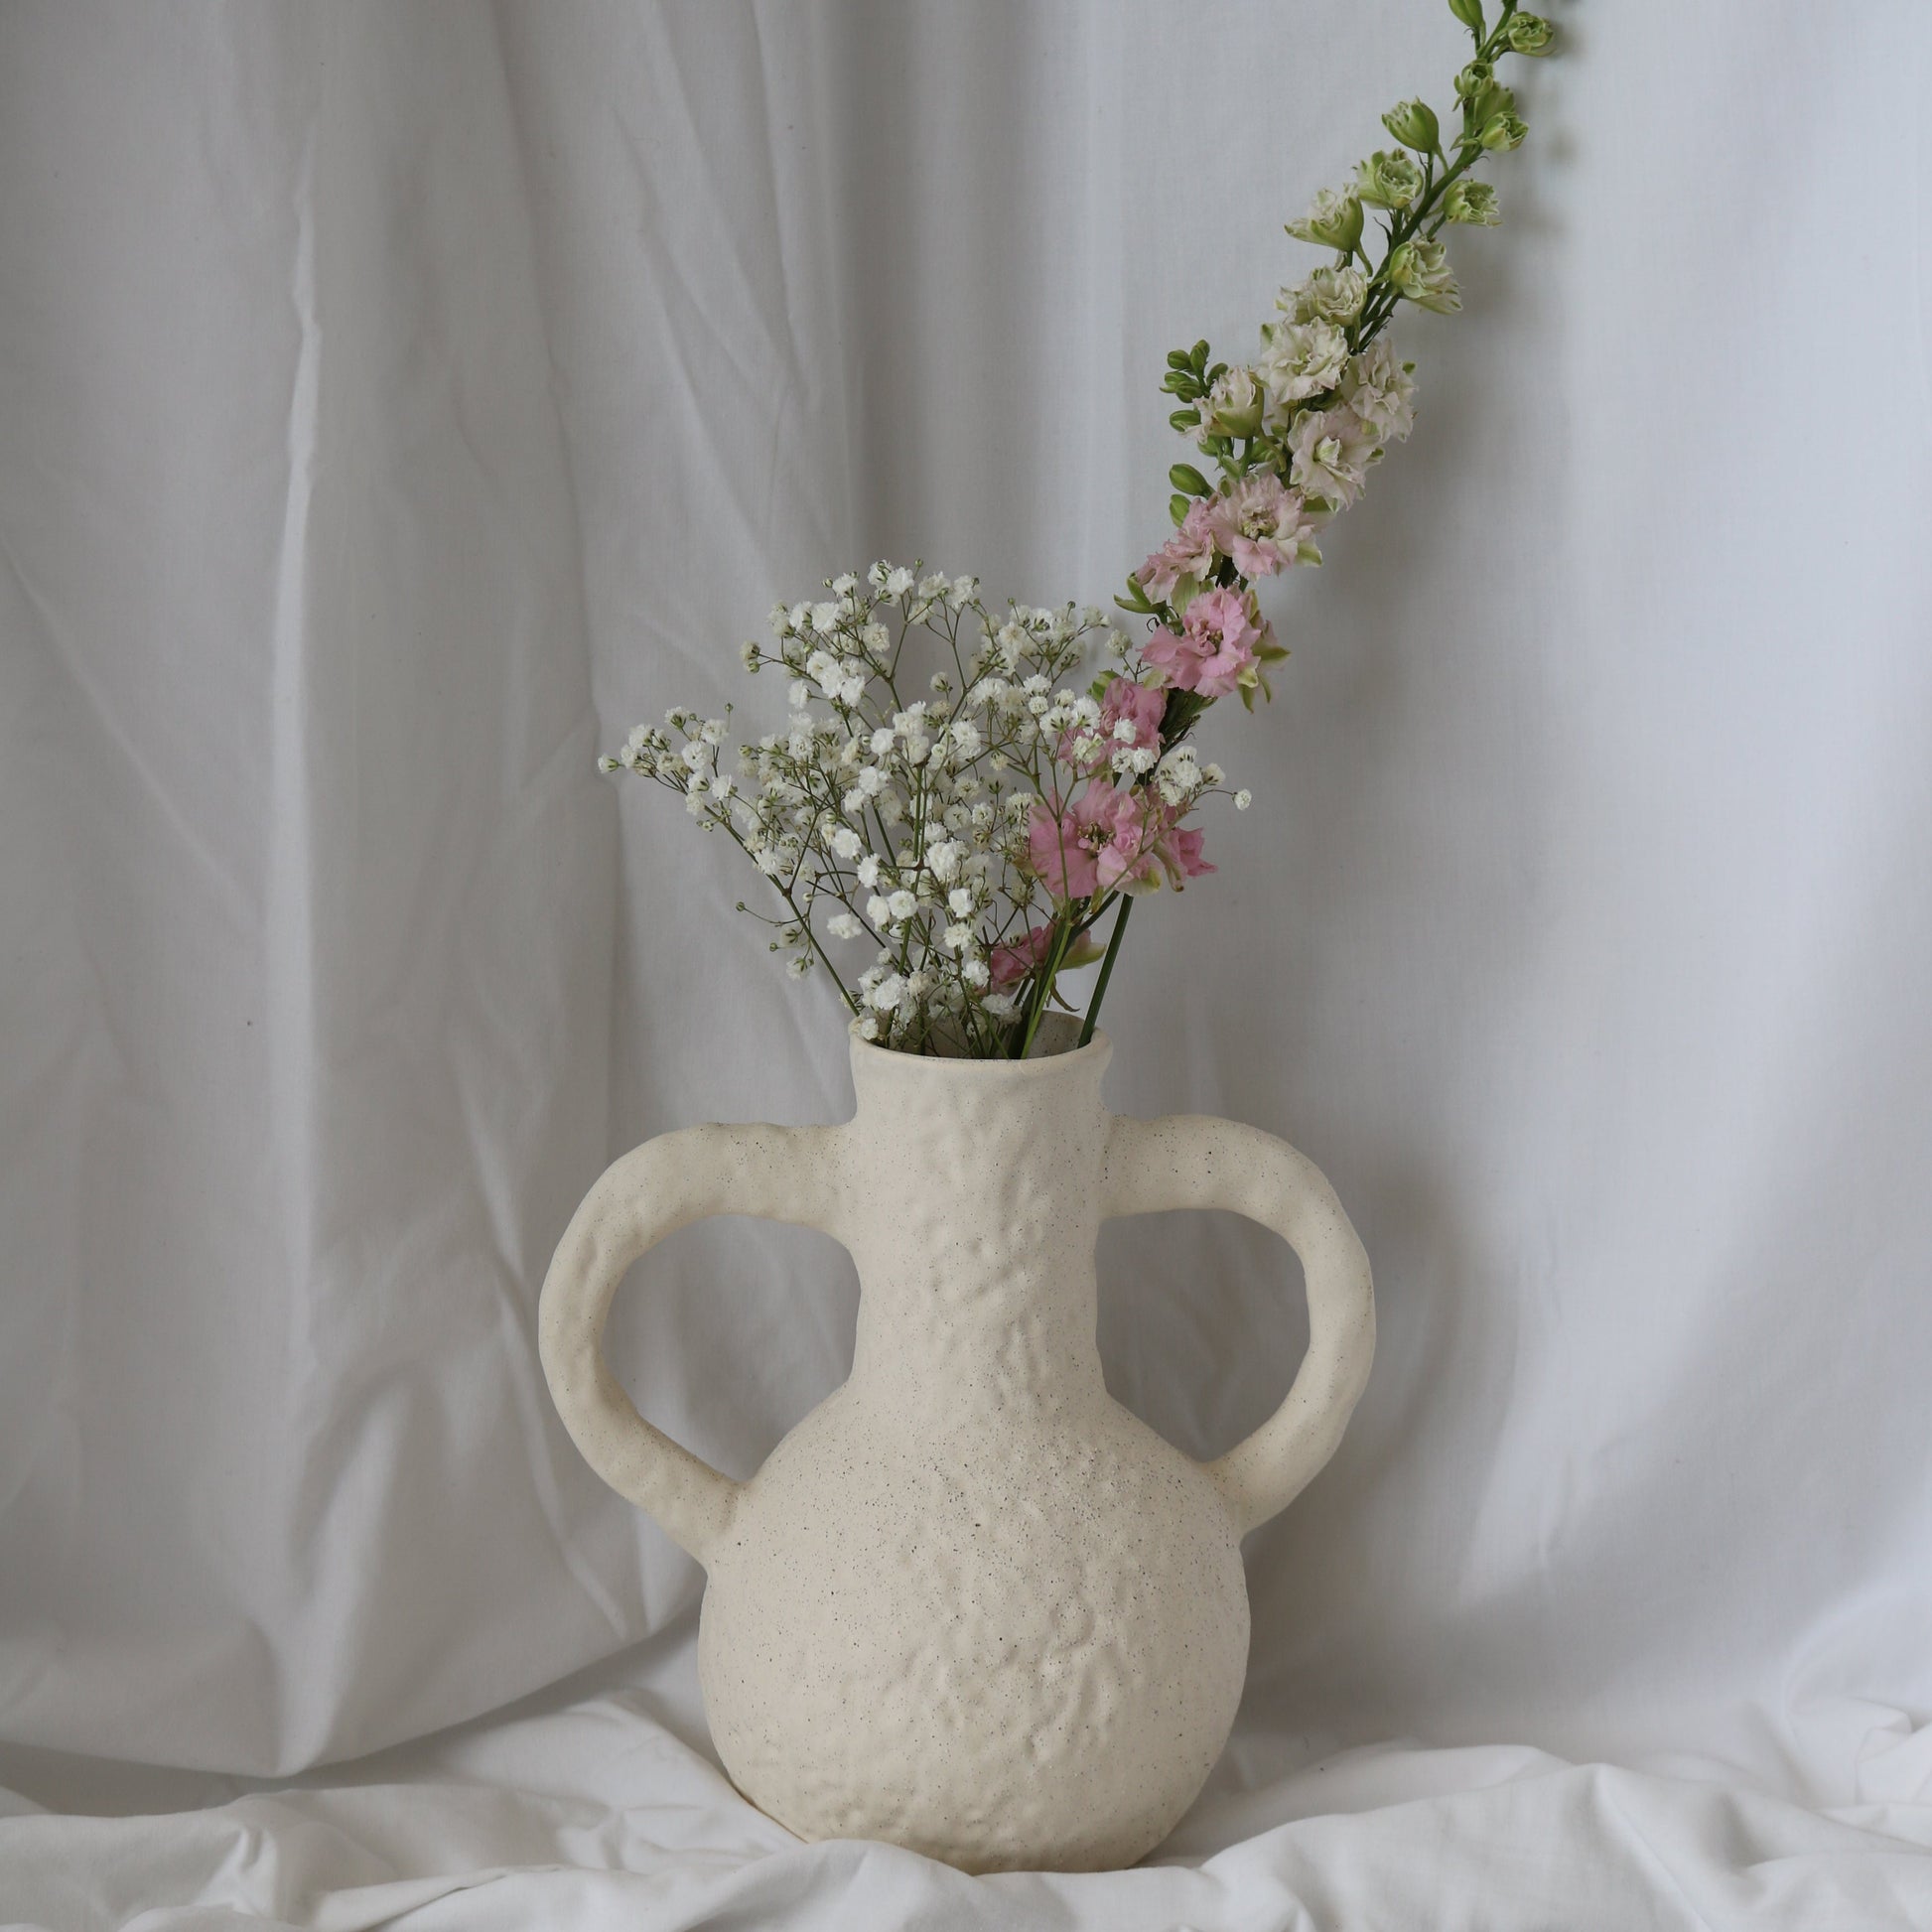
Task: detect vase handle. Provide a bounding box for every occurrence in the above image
[538,1122,842,1567]
[1102,1114,1374,1535]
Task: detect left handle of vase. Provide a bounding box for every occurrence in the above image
[538,1122,842,1567]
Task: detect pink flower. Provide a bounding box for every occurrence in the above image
[1133,499,1219,601]
[989,922,1054,989]
[1150,811,1215,889]
[1141,587,1265,698]
[989,920,1105,986]
[1063,674,1168,772]
[1204,474,1320,580]
[1028,783,1156,899]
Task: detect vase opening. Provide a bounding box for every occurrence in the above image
[850,1009,1098,1064]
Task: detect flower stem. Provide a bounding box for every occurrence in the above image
[1077,896,1133,1047]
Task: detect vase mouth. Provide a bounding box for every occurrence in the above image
[846,1010,1109,1072]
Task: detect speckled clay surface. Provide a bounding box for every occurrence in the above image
[538,1020,1374,1873]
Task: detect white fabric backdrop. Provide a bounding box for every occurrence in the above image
[3,1,1930,1925]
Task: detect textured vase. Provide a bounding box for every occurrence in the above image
[538,1016,1374,1872]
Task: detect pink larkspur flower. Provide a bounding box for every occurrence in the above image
[1133,499,1218,601]
[990,919,1103,986]
[1205,474,1320,580]
[1141,587,1264,698]
[1059,676,1157,771]
[1028,782,1156,899]
[1150,809,1215,890]
[989,922,1054,989]
[1061,674,1168,773]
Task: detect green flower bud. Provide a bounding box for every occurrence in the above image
[1506,13,1556,55]
[1353,148,1424,210]
[1478,110,1529,152]
[1443,179,1500,225]
[1454,61,1493,102]
[1466,78,1515,127]
[1168,493,1190,526]
[1285,188,1365,254]
[1447,0,1484,30]
[1169,463,1211,497]
[1381,97,1441,154]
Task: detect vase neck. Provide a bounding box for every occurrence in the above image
[839,1031,1113,1418]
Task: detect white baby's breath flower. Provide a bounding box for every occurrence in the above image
[785,955,811,978]
[827,911,862,939]
[856,855,881,889]
[1234,789,1253,810]
[829,826,863,861]
[789,680,809,708]
[887,890,917,922]
[870,974,905,1012]
[948,887,975,917]
[961,957,990,988]
[943,922,973,952]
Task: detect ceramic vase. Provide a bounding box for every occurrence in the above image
[538,1015,1373,1872]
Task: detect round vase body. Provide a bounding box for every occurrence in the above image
[538,1021,1375,1873]
[700,1357,1250,1871]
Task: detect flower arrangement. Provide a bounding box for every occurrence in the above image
[605,0,1554,1058]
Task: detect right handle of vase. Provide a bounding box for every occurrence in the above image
[538,1122,841,1567]
[1102,1113,1375,1536]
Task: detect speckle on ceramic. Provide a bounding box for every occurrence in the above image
[538,1016,1374,1873]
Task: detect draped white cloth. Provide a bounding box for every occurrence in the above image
[3,1,1930,1925]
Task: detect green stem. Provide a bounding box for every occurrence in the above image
[1010,911,1077,1058]
[1077,897,1133,1047]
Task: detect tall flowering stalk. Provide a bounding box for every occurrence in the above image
[605,0,1554,1057]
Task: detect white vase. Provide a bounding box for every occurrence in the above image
[538,1015,1374,1872]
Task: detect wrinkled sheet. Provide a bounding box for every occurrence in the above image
[3,0,1931,1925]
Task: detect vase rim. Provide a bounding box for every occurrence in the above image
[846,1011,1110,1073]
